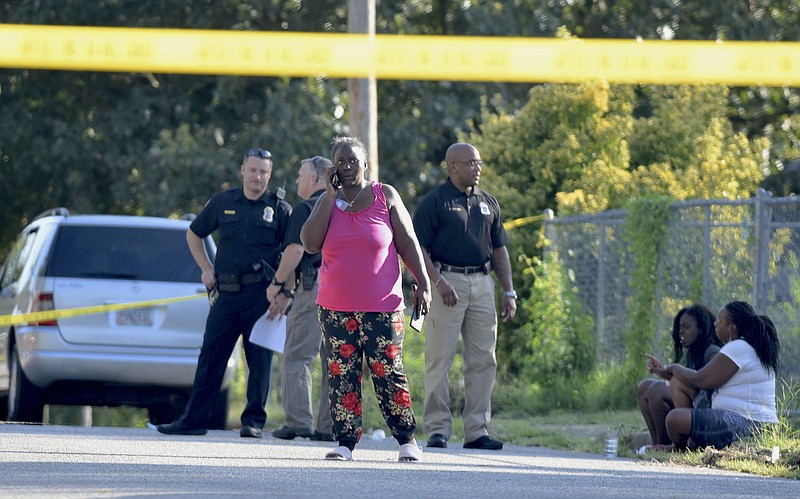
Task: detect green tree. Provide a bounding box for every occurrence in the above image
[0,1,347,247]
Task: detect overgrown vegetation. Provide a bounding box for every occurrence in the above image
[621,195,674,390]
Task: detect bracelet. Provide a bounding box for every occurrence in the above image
[279,287,295,299]
[434,274,443,286]
[271,277,285,287]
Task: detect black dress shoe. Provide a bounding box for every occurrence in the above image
[240,426,263,438]
[427,433,448,448]
[309,431,335,442]
[271,425,314,440]
[463,435,503,450]
[157,421,207,436]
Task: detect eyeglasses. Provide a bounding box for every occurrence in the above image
[244,148,272,161]
[453,159,483,168]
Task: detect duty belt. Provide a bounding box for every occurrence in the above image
[437,261,492,274]
[218,272,265,285]
[216,271,265,292]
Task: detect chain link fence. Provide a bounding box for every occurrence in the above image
[543,189,800,383]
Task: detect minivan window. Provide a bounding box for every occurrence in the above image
[45,226,205,283]
[1,229,38,289]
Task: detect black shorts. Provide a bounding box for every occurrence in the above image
[690,408,768,449]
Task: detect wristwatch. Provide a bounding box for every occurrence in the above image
[504,290,517,299]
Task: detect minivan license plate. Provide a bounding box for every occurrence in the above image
[116,309,153,326]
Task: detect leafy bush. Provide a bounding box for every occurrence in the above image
[515,251,595,384]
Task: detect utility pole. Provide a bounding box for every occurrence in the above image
[348,0,378,181]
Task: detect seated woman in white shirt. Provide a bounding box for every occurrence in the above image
[663,300,780,451]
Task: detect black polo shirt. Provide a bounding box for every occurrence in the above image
[282,189,325,268]
[413,178,508,267]
[190,186,292,275]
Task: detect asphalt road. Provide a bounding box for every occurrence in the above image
[0,423,797,498]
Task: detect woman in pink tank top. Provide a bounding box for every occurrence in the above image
[301,136,431,462]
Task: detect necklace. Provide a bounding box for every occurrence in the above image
[340,183,367,208]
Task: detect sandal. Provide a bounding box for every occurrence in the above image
[398,442,423,462]
[325,446,353,461]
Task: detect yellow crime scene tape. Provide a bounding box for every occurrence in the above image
[0,24,794,322]
[1,24,799,86]
[504,215,545,231]
[0,293,205,327]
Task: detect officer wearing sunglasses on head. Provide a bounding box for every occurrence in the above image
[157,148,292,438]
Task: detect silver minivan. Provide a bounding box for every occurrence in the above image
[0,209,239,427]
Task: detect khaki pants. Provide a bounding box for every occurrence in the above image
[423,271,497,443]
[280,277,332,433]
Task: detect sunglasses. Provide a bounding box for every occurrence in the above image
[244,148,272,161]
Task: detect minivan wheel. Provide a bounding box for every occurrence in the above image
[9,346,45,423]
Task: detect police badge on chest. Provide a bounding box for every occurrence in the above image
[263,206,274,223]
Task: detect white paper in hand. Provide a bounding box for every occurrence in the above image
[249,311,287,353]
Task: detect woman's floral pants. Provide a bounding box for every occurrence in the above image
[317,307,417,449]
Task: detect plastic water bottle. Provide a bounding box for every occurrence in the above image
[605,437,618,458]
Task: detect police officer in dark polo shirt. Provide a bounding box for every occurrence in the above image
[157,148,292,438]
[265,155,334,442]
[412,142,517,451]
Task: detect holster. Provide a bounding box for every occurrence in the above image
[299,260,318,291]
[252,259,276,283]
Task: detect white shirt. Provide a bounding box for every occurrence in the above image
[712,339,778,423]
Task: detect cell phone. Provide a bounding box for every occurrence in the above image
[332,172,341,188]
[410,304,424,332]
[409,283,424,332]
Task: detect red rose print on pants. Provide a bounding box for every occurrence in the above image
[385,344,399,359]
[340,343,356,359]
[329,361,341,376]
[393,390,411,407]
[345,318,360,331]
[372,361,385,377]
[342,392,362,415]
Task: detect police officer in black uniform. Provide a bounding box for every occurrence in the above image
[158,148,292,438]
